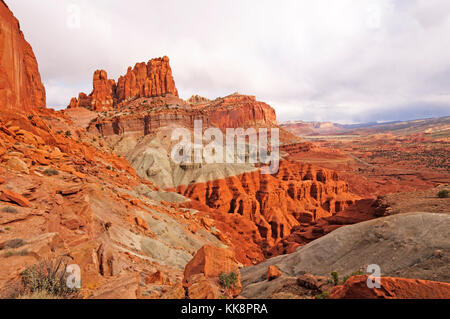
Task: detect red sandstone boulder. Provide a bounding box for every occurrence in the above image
[186,274,221,299]
[266,265,282,281]
[183,245,242,298]
[330,275,450,299]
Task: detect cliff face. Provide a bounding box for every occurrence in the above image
[68,56,178,111]
[87,93,278,137]
[0,0,46,112]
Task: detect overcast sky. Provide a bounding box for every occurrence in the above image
[7,0,450,123]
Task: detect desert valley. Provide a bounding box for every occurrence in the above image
[0,0,449,300]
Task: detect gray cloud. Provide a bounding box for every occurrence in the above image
[7,0,450,123]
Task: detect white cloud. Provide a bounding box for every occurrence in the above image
[7,0,450,123]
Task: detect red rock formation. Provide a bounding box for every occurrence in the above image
[0,0,46,112]
[269,198,380,257]
[88,93,277,137]
[330,275,450,299]
[187,95,210,106]
[116,57,178,101]
[203,94,277,128]
[68,56,178,111]
[266,265,282,281]
[183,245,242,298]
[176,160,356,248]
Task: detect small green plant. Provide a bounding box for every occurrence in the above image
[438,189,449,198]
[19,257,80,299]
[314,291,330,299]
[2,249,29,258]
[27,115,34,121]
[2,206,18,214]
[219,272,239,289]
[331,271,339,286]
[43,168,59,176]
[65,130,72,138]
[4,238,26,249]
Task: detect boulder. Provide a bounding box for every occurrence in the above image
[330,275,450,299]
[266,266,282,281]
[6,157,29,174]
[0,189,31,207]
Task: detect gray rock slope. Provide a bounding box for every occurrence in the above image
[241,212,450,297]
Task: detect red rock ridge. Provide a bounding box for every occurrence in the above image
[174,160,357,249]
[87,93,278,137]
[68,56,178,111]
[0,0,46,112]
[203,94,277,128]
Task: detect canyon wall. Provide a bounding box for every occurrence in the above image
[0,0,46,112]
[175,161,356,248]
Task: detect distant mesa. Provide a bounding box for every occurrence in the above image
[68,56,178,111]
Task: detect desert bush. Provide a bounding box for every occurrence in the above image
[219,272,239,289]
[438,189,449,198]
[65,130,72,137]
[4,238,26,249]
[314,291,330,299]
[2,206,18,214]
[18,257,80,299]
[331,271,339,286]
[2,249,29,258]
[43,168,59,176]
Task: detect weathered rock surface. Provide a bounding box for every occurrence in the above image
[241,213,450,298]
[176,161,356,247]
[183,245,242,298]
[0,0,46,112]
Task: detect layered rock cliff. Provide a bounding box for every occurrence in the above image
[86,93,278,137]
[68,56,178,111]
[174,160,356,249]
[0,0,46,112]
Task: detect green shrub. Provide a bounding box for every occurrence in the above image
[315,291,330,299]
[65,131,72,138]
[2,249,29,258]
[43,168,59,176]
[219,272,239,289]
[2,206,18,214]
[19,258,79,299]
[331,271,339,286]
[438,190,449,198]
[4,238,26,249]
